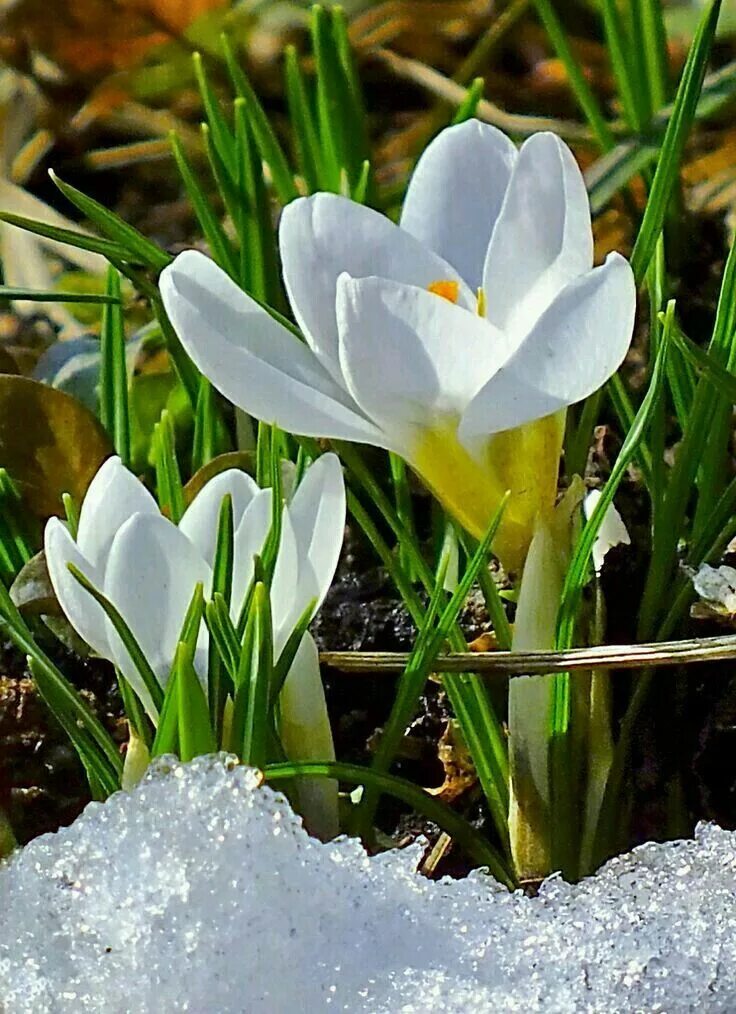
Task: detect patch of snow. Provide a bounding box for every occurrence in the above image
[1,754,735,1012]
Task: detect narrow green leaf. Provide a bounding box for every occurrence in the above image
[630,0,721,281]
[0,580,121,792]
[284,44,324,193]
[152,409,185,525]
[192,377,217,473]
[237,582,273,767]
[0,288,120,304]
[270,596,317,705]
[0,211,131,262]
[356,496,509,843]
[62,492,79,539]
[170,131,239,281]
[452,77,485,124]
[233,99,282,305]
[192,51,237,177]
[221,35,299,205]
[205,593,240,681]
[208,495,235,736]
[601,0,648,131]
[175,641,216,762]
[153,303,201,409]
[49,170,171,271]
[99,266,131,467]
[68,562,164,716]
[265,760,514,885]
[557,313,671,649]
[311,4,365,191]
[532,0,615,150]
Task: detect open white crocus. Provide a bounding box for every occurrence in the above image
[160,119,636,572]
[44,454,345,828]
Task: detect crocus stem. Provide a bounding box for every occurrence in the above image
[508,481,583,881]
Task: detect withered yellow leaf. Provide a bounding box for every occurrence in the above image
[0,375,112,519]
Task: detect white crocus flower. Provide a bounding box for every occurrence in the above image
[160,119,636,572]
[44,454,345,832]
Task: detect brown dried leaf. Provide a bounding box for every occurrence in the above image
[0,375,112,519]
[426,719,477,803]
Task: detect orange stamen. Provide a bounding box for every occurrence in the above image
[428,279,459,304]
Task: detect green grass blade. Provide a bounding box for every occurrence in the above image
[233,99,282,305]
[208,494,234,736]
[221,34,299,205]
[531,0,615,150]
[49,170,171,271]
[452,77,485,124]
[68,562,164,716]
[152,409,185,524]
[311,4,367,192]
[192,51,237,178]
[356,496,509,843]
[630,0,721,282]
[175,643,216,762]
[270,596,317,706]
[639,232,736,636]
[170,131,239,281]
[99,266,131,467]
[641,0,671,109]
[557,313,671,650]
[205,593,240,682]
[0,580,121,792]
[264,761,514,885]
[0,288,119,304]
[237,582,273,768]
[284,45,324,193]
[192,377,218,473]
[0,211,131,262]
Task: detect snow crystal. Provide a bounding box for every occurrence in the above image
[1,753,736,1012]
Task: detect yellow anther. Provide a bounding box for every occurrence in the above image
[477,287,487,318]
[428,279,460,304]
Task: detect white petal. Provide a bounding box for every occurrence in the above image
[336,274,509,437]
[278,631,338,840]
[179,468,259,569]
[279,193,475,374]
[400,120,517,291]
[482,132,593,339]
[103,514,211,697]
[231,489,299,640]
[460,254,636,441]
[584,489,631,574]
[286,453,346,623]
[76,456,158,568]
[44,518,110,659]
[160,250,387,446]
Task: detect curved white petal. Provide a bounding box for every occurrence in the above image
[460,253,636,441]
[76,456,158,568]
[231,489,299,640]
[286,453,346,624]
[179,468,259,569]
[482,132,593,339]
[278,631,338,840]
[400,120,517,291]
[279,193,475,375]
[336,274,509,438]
[103,514,212,697]
[44,518,110,659]
[160,250,387,447]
